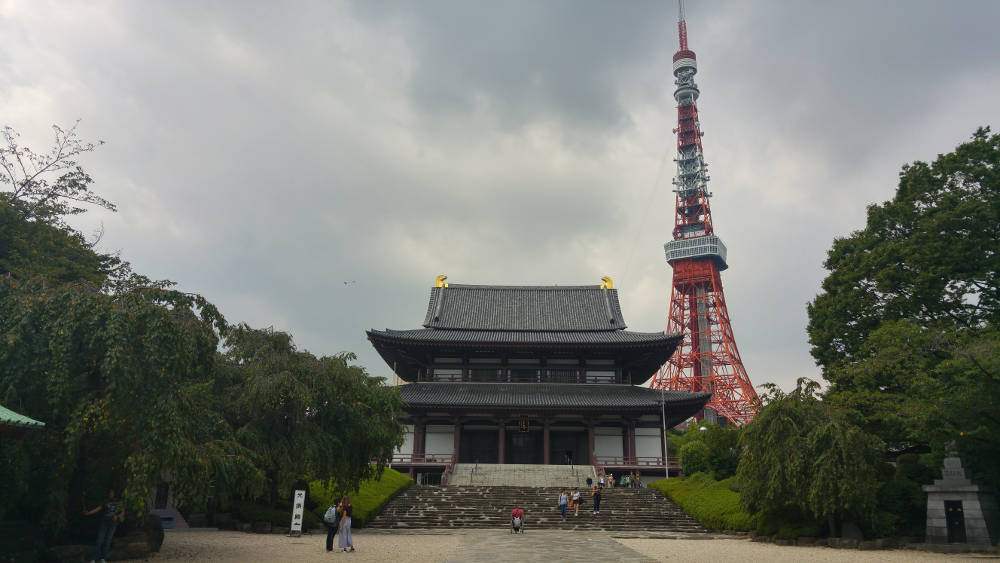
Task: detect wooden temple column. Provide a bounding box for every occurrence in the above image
[413,416,427,459]
[452,417,462,461]
[625,419,637,462]
[497,418,506,464]
[543,418,551,465]
[587,421,595,466]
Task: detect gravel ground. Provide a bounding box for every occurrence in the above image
[616,538,990,562]
[142,529,462,562]
[141,530,991,562]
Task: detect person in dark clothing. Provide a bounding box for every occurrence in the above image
[84,489,124,563]
[591,485,602,515]
[325,496,343,552]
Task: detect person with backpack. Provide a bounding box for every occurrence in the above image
[571,488,581,517]
[323,496,342,552]
[84,489,124,563]
[510,505,524,533]
[337,496,354,552]
[557,489,569,522]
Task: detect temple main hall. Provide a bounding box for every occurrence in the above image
[367,276,711,481]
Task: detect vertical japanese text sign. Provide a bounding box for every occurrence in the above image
[289,489,306,536]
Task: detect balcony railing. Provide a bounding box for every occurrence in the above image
[593,455,681,469]
[390,453,455,465]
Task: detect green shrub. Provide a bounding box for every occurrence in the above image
[310,467,413,528]
[231,500,321,530]
[755,506,822,538]
[680,441,711,476]
[650,474,756,531]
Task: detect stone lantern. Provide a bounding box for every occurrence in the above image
[923,456,998,547]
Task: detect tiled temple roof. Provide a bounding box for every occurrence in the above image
[0,404,45,429]
[367,280,682,384]
[422,285,627,331]
[369,328,678,346]
[397,382,710,422]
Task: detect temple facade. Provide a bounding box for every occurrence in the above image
[367,278,711,481]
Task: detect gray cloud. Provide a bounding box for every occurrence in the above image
[1,0,997,394]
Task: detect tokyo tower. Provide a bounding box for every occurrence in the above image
[650,1,760,425]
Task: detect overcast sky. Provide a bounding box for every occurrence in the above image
[2,0,998,392]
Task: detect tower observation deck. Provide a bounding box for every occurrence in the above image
[650,1,760,425]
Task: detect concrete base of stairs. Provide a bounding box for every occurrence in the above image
[450,463,596,488]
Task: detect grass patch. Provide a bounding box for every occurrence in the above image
[649,472,756,531]
[310,468,413,528]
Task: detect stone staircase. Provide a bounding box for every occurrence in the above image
[368,485,708,532]
[449,463,595,488]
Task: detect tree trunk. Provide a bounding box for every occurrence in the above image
[267,470,278,508]
[828,513,838,538]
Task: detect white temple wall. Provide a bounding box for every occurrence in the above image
[425,424,455,455]
[635,427,662,458]
[594,426,624,457]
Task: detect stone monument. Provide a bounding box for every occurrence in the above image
[923,456,998,547]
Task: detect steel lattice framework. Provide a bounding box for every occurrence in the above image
[649,1,759,425]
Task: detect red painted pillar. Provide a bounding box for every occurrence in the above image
[498,421,506,464]
[543,419,551,465]
[453,419,462,461]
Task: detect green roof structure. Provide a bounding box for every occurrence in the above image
[0,404,45,429]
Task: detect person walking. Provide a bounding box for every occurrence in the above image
[84,489,125,563]
[591,485,602,515]
[572,488,581,517]
[337,496,354,552]
[558,489,568,522]
[598,474,605,489]
[323,496,342,552]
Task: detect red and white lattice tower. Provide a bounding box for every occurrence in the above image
[649,1,759,425]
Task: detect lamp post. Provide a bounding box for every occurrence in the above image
[661,387,669,480]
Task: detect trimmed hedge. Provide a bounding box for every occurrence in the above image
[650,473,756,531]
[310,468,413,528]
[231,500,322,530]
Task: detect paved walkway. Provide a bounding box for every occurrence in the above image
[137,529,991,562]
[445,529,651,562]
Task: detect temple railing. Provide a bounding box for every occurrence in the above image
[390,453,455,465]
[593,455,681,470]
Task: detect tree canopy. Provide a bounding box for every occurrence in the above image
[807,127,999,486]
[0,124,405,541]
[737,379,884,534]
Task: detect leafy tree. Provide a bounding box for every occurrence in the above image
[0,122,113,226]
[0,279,261,537]
[218,325,405,507]
[737,379,884,536]
[679,441,711,475]
[808,127,999,486]
[808,126,999,371]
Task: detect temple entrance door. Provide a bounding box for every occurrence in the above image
[459,429,498,463]
[550,430,588,465]
[505,428,543,464]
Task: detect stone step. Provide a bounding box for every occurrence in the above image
[368,485,708,533]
